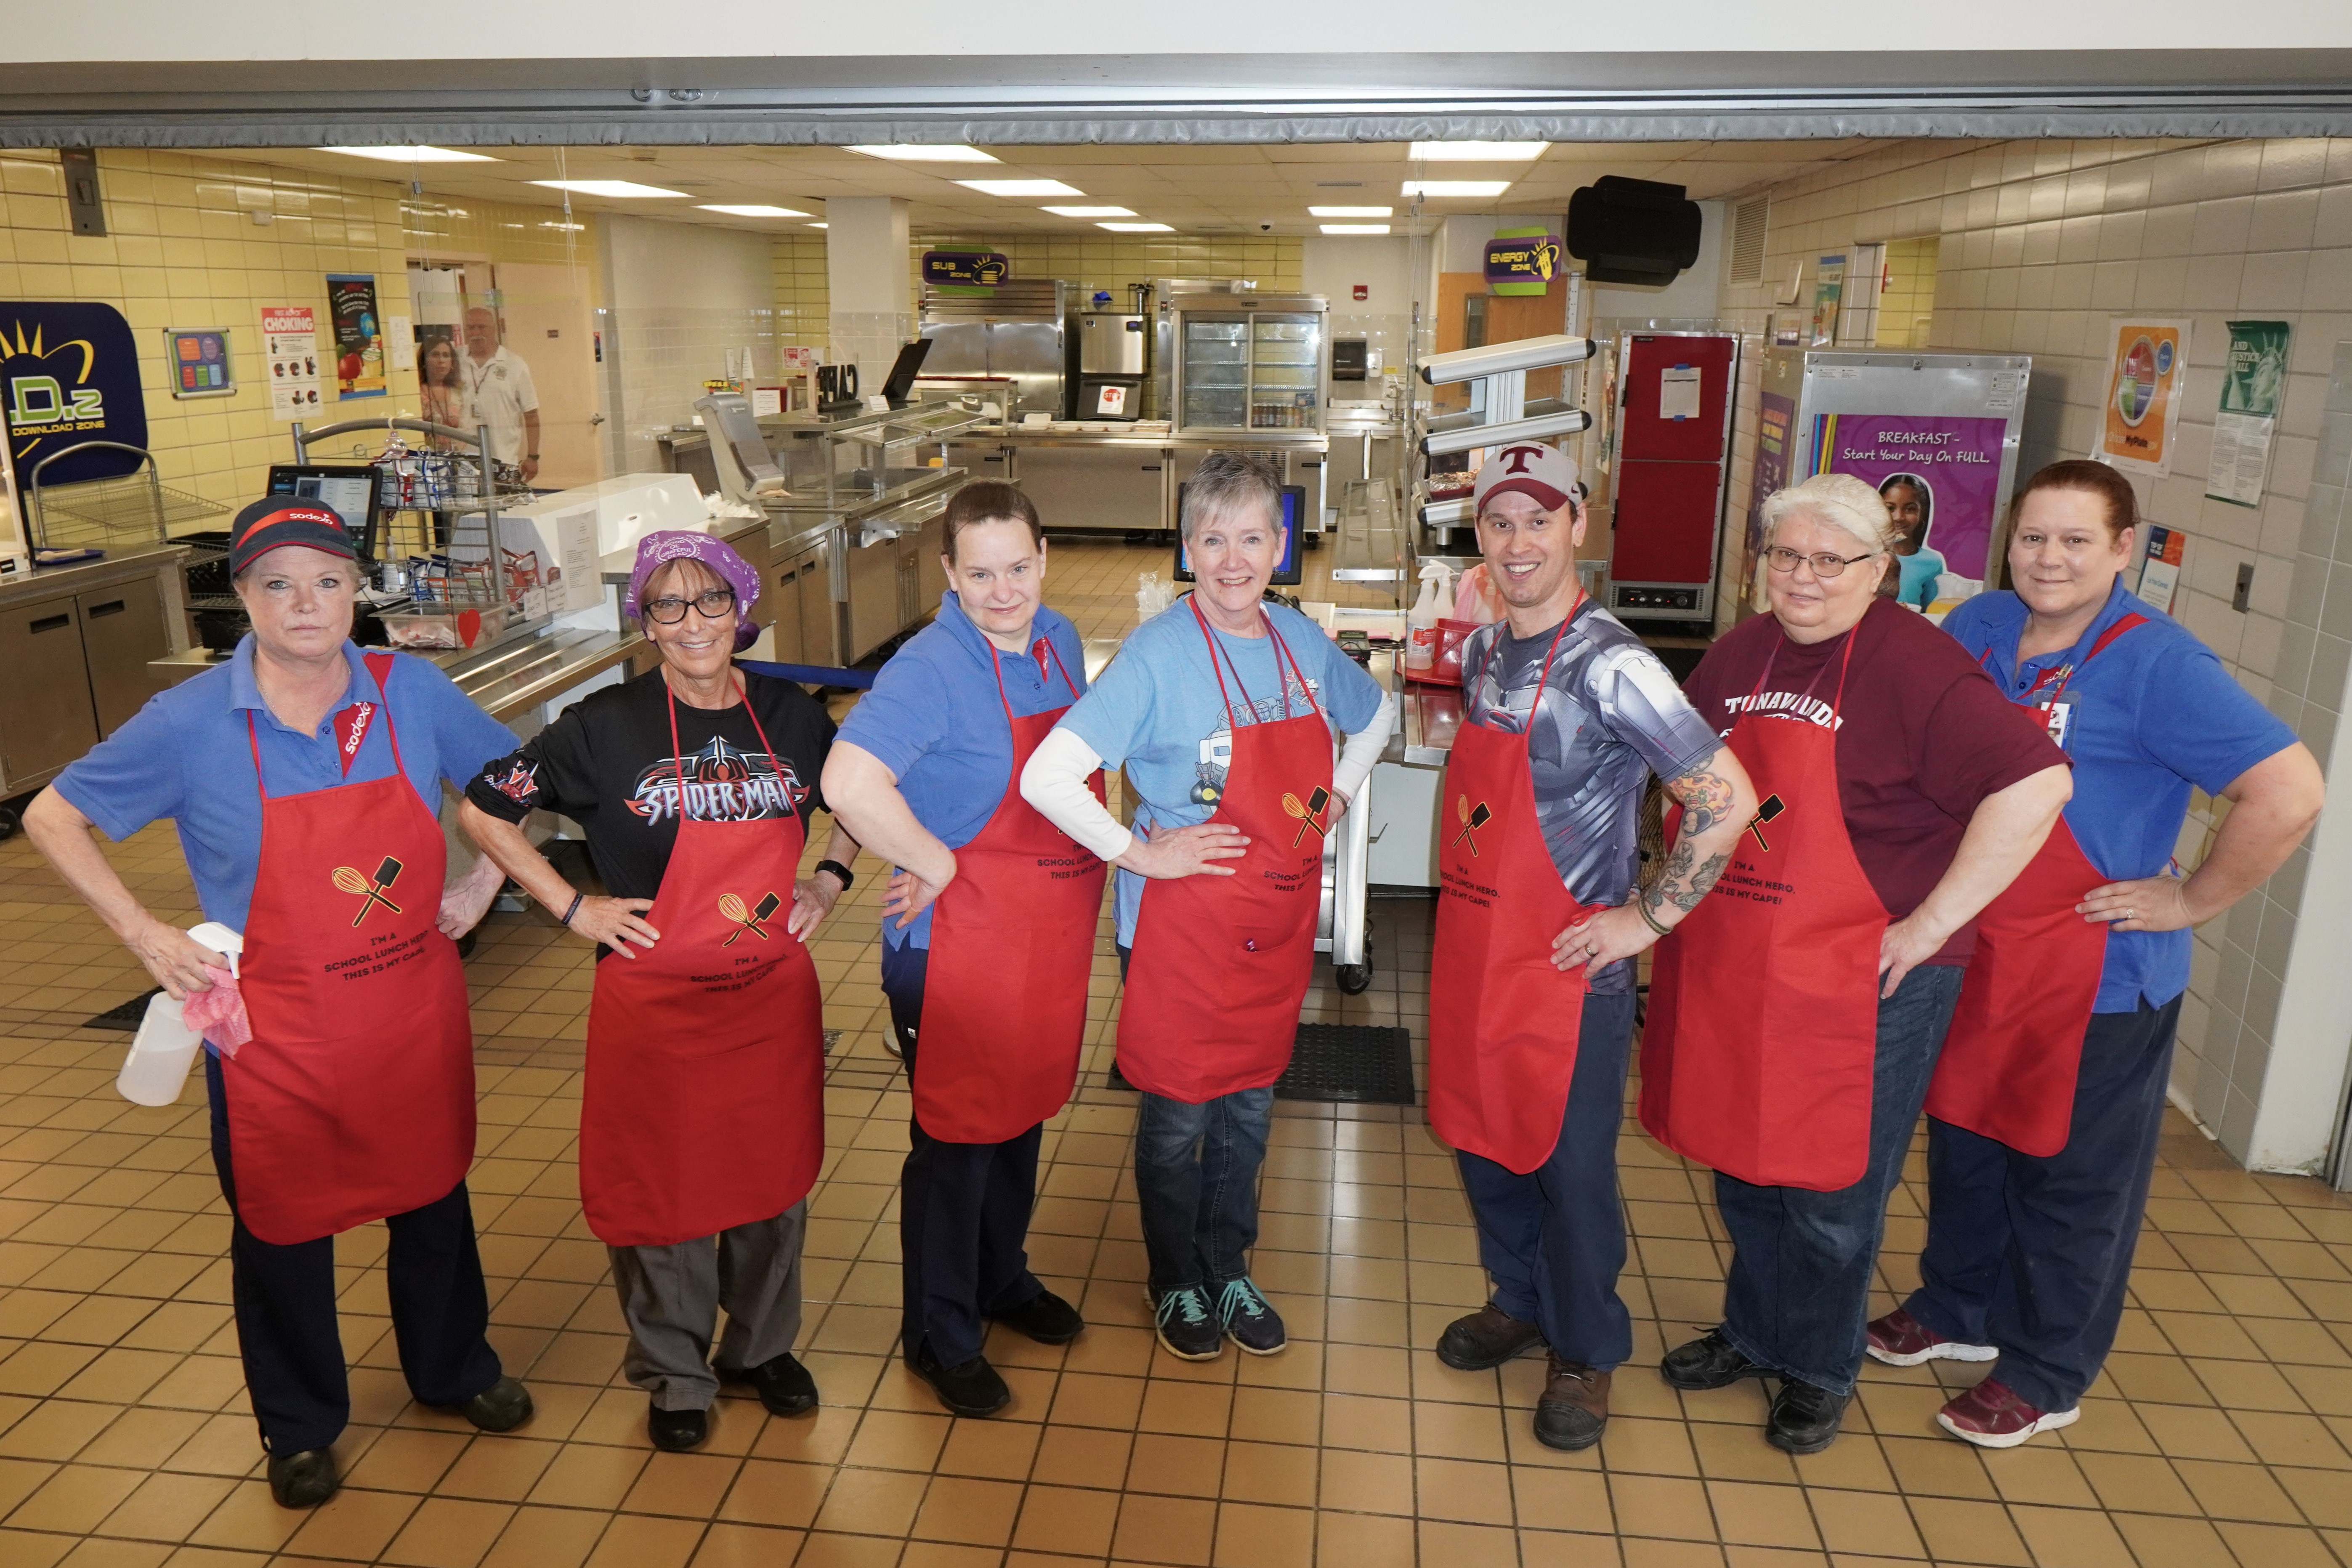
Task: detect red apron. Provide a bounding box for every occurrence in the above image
[231,652,476,1246]
[913,639,1109,1143]
[1924,616,2143,1156]
[1118,598,1334,1103]
[579,679,826,1247]
[1428,609,1606,1174]
[1642,633,1889,1191]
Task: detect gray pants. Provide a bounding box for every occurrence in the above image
[607,1202,807,1411]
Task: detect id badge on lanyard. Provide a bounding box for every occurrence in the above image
[2037,692,2079,753]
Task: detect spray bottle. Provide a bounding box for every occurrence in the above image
[1404,559,1454,676]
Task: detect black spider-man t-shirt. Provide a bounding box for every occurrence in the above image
[465,664,834,902]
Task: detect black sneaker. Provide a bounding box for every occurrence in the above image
[1767,1377,1850,1454]
[908,1339,1012,1417]
[648,1403,709,1452]
[1214,1277,1287,1356]
[988,1288,1085,1345]
[266,1447,339,1510]
[744,1352,818,1417]
[1148,1284,1224,1361]
[1660,1329,1771,1391]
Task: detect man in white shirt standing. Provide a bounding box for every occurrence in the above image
[460,307,542,483]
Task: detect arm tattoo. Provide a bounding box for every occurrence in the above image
[1644,841,1734,917]
[1663,759,1738,837]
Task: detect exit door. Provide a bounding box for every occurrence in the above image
[1607,332,1738,622]
[493,263,603,490]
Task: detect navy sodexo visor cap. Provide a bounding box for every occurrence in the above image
[227,498,359,575]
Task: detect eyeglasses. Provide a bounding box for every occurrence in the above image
[643,587,737,623]
[1764,545,1877,578]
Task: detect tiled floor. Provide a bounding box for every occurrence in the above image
[0,540,2349,1567]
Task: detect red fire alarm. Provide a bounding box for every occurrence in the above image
[1353,284,1369,301]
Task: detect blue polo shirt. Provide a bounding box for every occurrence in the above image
[53,638,518,932]
[834,592,1088,949]
[1942,579,2296,1012]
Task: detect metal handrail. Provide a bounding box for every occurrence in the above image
[26,441,166,550]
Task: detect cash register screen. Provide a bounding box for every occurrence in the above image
[265,464,381,558]
[1172,484,1304,587]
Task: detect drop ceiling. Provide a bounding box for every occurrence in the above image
[222,139,1897,239]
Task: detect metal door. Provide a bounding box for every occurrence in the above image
[0,595,98,784]
[846,533,901,662]
[77,577,170,736]
[767,547,815,664]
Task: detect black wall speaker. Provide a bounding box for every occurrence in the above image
[1566,176,1703,287]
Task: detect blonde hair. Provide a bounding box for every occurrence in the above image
[1759,473,1903,558]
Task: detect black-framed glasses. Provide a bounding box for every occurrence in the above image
[1763,545,1876,578]
[643,587,738,623]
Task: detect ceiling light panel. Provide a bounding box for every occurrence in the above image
[1041,206,1135,217]
[1098,222,1173,232]
[316,146,499,163]
[1309,206,1393,218]
[696,204,813,218]
[957,179,1086,198]
[847,145,999,162]
[1402,180,1513,198]
[529,179,688,198]
[1409,141,1549,161]
[1319,224,1391,235]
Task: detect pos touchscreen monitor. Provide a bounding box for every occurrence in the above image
[266,464,383,560]
[1172,483,1305,588]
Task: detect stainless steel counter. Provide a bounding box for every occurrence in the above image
[2,545,194,798]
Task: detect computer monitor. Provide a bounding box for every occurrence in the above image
[878,338,935,409]
[1172,483,1305,588]
[266,464,382,559]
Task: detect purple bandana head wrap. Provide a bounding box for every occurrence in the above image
[624,530,762,651]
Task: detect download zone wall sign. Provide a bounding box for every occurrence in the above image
[0,302,148,485]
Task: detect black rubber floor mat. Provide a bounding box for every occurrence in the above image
[85,988,163,1031]
[1276,1023,1417,1105]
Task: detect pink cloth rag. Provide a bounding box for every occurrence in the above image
[179,965,250,1058]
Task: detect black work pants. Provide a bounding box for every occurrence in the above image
[882,941,1048,1367]
[205,1051,503,1454]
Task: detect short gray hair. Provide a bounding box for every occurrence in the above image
[1180,451,1285,542]
[1759,472,1903,557]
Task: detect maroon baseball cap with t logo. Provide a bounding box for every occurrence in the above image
[1472,442,1582,516]
[227,498,360,574]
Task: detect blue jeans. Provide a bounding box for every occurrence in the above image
[1117,943,1277,1296]
[1716,962,1963,1395]
[1456,991,1637,1370]
[1905,998,2181,1415]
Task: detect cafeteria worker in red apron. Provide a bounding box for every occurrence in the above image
[1866,461,2320,1446]
[1645,473,2073,1454]
[823,482,1105,1418]
[25,499,531,1510]
[460,532,858,1454]
[1427,443,1757,1452]
[1022,452,1395,1363]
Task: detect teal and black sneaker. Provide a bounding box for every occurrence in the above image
[1147,1284,1224,1361]
[1215,1276,1287,1355]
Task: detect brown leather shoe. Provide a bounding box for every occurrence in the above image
[1436,1304,1546,1371]
[1534,1353,1611,1451]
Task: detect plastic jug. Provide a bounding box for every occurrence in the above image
[114,923,242,1108]
[1404,560,1455,676]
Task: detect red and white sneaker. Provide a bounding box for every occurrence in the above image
[1865,1308,1998,1367]
[1935,1378,2079,1448]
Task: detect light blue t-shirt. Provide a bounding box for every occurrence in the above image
[1055,595,1385,947]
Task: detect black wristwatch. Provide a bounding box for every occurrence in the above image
[815,859,855,892]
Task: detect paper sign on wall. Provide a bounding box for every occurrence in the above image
[1810,256,1847,347]
[2096,317,2191,476]
[325,274,385,399]
[261,306,323,421]
[2136,524,2185,613]
[2208,319,2289,508]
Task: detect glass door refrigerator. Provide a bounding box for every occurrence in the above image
[1170,295,1330,438]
